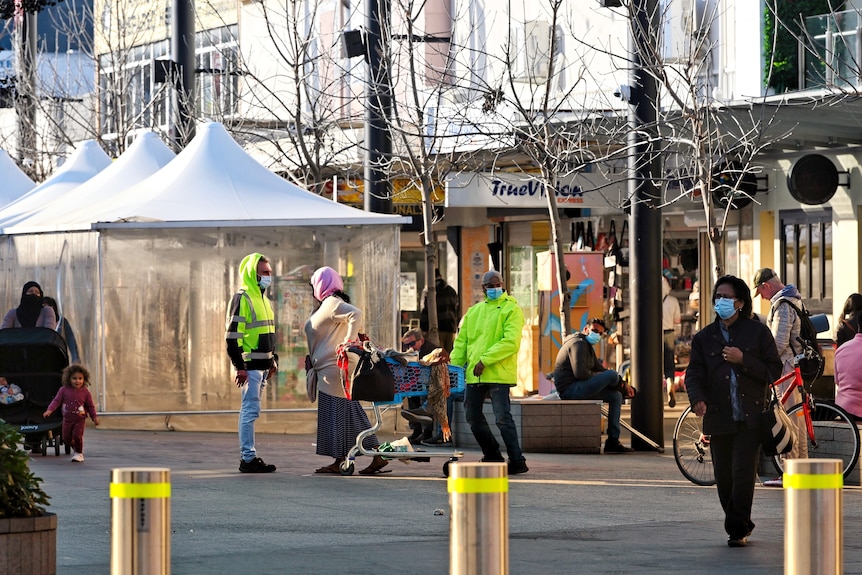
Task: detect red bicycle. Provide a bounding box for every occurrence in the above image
[673,341,860,486]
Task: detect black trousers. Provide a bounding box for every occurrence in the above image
[709,422,760,539]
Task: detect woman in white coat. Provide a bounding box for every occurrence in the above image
[304,266,388,475]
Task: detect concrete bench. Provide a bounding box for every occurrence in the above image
[451,398,603,454]
[761,421,862,487]
[815,421,862,487]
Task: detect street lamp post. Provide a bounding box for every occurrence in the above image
[170,0,195,151]
[626,0,664,450]
[364,0,393,214]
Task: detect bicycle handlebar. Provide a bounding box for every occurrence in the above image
[790,336,822,367]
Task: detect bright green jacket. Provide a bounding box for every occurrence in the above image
[450,293,523,385]
[225,253,276,371]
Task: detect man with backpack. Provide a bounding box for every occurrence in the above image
[753,268,809,483]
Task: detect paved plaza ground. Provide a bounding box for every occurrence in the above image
[23,410,862,574]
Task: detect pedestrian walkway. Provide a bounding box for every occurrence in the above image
[27,427,862,574]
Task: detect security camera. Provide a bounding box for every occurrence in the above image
[613,84,632,103]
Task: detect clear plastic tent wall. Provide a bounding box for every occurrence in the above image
[0,225,400,418]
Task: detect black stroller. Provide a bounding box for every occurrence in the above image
[0,327,70,456]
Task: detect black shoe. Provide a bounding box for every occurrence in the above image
[239,457,276,473]
[421,435,452,447]
[727,536,748,547]
[667,388,676,408]
[508,460,529,475]
[413,406,434,418]
[409,430,433,445]
[401,408,433,425]
[603,439,634,454]
[480,454,505,463]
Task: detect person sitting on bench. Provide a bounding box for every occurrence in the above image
[553,318,634,454]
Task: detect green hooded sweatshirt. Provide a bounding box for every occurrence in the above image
[225,253,277,371]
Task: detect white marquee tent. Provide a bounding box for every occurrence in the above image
[0,140,112,229]
[0,123,408,429]
[0,149,36,206]
[7,122,401,231]
[6,132,176,233]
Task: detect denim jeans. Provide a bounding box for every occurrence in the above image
[559,370,622,440]
[239,369,266,462]
[464,384,525,463]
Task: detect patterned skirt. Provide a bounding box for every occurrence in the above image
[316,391,380,458]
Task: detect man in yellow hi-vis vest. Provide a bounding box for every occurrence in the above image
[226,253,278,473]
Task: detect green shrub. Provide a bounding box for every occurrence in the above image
[0,421,50,518]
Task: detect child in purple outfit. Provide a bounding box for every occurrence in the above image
[43,364,100,462]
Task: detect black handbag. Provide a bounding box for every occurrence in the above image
[760,388,794,456]
[340,339,395,402]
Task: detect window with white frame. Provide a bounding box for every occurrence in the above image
[98,25,239,139]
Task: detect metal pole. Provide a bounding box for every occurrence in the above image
[110,468,171,575]
[784,458,842,575]
[449,462,508,575]
[628,0,664,450]
[171,0,196,151]
[364,0,393,214]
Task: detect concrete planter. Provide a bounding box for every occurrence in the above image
[0,512,57,575]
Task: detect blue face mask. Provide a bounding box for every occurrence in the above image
[713,297,737,320]
[585,331,602,345]
[258,276,272,290]
[486,287,503,300]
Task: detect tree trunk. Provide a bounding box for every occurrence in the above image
[543,171,571,338]
[14,10,37,178]
[421,177,439,346]
[701,192,723,284]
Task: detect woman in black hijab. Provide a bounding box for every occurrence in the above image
[1,281,56,329]
[2,281,58,452]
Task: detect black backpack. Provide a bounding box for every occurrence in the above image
[776,299,824,384]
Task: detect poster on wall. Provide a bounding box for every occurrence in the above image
[459,226,492,306]
[537,251,605,393]
[399,272,418,312]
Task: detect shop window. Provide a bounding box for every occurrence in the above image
[780,209,832,313]
[508,246,537,322]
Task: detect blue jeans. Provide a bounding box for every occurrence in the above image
[559,370,622,440]
[239,369,266,462]
[464,384,525,463]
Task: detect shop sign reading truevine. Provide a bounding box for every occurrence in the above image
[445,171,626,209]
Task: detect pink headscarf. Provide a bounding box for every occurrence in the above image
[310,266,343,301]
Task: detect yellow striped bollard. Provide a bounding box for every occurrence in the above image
[448,462,508,575]
[110,468,171,575]
[784,459,842,575]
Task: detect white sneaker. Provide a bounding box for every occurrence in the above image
[71,453,84,462]
[762,476,782,487]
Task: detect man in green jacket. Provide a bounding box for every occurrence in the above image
[226,253,278,473]
[450,270,528,474]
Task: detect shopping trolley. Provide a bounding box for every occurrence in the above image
[339,359,465,477]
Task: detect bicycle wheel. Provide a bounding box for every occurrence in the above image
[773,400,861,479]
[673,405,715,486]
